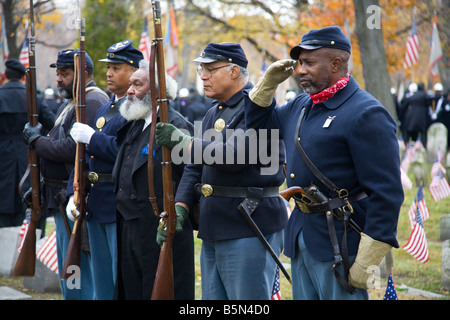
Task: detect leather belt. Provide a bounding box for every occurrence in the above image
[195,184,279,198]
[43,178,68,189]
[87,171,113,183]
[294,191,367,215]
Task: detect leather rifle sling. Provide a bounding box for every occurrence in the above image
[148,43,159,217]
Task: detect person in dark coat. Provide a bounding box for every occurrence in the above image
[112,59,195,300]
[156,43,287,300]
[245,26,403,300]
[66,40,140,299]
[403,82,431,145]
[22,49,109,299]
[0,59,54,228]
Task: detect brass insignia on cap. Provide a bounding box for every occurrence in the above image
[110,41,127,51]
[96,116,106,129]
[214,118,226,132]
[331,41,335,45]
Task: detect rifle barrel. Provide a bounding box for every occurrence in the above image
[150,0,176,300]
[13,0,41,278]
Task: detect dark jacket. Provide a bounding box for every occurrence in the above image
[403,90,431,133]
[35,83,108,214]
[112,105,195,300]
[0,80,54,214]
[245,76,403,262]
[67,95,127,223]
[175,83,287,242]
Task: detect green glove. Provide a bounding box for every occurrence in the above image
[155,122,193,150]
[156,204,189,246]
[348,233,392,289]
[249,59,297,107]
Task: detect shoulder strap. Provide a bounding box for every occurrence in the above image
[294,107,340,194]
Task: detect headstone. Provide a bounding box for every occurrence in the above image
[0,227,41,277]
[378,249,394,279]
[442,240,450,291]
[440,214,450,241]
[23,259,61,293]
[411,147,428,187]
[22,237,61,293]
[0,286,31,300]
[426,122,448,163]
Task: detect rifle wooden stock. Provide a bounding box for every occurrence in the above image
[61,16,87,280]
[279,186,304,202]
[150,0,176,300]
[13,1,40,277]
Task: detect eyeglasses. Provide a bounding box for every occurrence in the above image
[196,65,229,78]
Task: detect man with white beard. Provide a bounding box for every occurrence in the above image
[67,40,142,299]
[111,59,195,300]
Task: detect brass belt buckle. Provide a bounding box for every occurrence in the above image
[88,171,99,183]
[201,184,213,197]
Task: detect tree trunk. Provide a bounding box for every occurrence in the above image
[353,0,396,120]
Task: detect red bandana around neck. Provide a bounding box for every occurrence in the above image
[309,74,350,105]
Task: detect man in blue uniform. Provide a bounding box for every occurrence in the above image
[155,43,287,300]
[0,59,54,229]
[245,26,403,299]
[22,49,109,299]
[66,40,141,299]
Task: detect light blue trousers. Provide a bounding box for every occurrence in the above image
[291,230,368,300]
[53,210,93,300]
[86,219,117,300]
[200,230,284,300]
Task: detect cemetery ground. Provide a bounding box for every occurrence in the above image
[1,172,450,301]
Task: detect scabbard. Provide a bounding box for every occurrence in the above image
[237,195,291,284]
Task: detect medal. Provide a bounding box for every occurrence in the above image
[96,116,106,129]
[214,118,226,132]
[323,116,335,128]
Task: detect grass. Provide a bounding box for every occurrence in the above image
[2,164,450,300]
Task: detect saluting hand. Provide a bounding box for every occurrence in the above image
[249,59,297,107]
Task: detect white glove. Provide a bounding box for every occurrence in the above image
[249,59,297,107]
[66,195,80,222]
[70,122,95,144]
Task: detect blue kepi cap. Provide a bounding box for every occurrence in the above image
[290,26,351,60]
[99,40,143,68]
[193,42,248,69]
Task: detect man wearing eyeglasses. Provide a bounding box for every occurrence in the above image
[155,43,288,300]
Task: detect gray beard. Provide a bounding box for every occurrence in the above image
[120,93,152,121]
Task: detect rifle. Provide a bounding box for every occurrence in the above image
[60,6,87,280]
[13,0,40,277]
[150,0,176,300]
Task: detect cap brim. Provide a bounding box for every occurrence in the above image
[192,57,217,64]
[49,63,74,68]
[290,45,323,59]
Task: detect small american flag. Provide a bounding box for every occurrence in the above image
[19,32,29,68]
[383,273,398,300]
[17,209,31,252]
[270,267,281,300]
[403,207,429,263]
[36,230,58,273]
[430,169,450,202]
[408,186,429,229]
[138,18,151,61]
[403,18,419,69]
